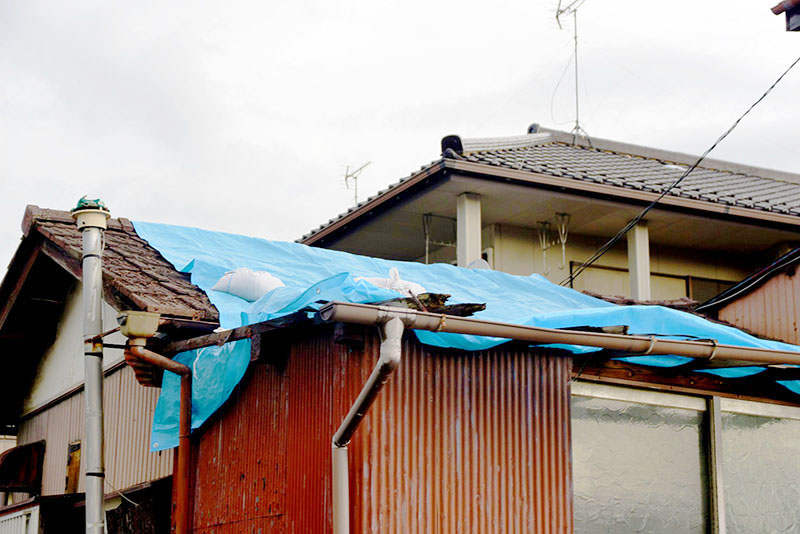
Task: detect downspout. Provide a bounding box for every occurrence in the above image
[332,316,404,534]
[72,200,110,534]
[124,342,193,534]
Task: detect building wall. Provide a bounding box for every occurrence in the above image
[483,224,753,299]
[186,327,574,533]
[23,286,127,414]
[717,270,800,344]
[17,365,172,497]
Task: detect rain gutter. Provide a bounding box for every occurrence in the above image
[319,301,800,367]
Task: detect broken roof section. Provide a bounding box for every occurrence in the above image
[17,206,218,323]
[300,126,800,246]
[130,220,800,448]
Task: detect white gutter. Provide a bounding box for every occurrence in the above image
[331,316,404,534]
[319,301,800,367]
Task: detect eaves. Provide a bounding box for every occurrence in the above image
[445,160,800,230]
[301,159,800,248]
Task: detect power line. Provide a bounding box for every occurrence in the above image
[695,249,800,311]
[561,52,800,288]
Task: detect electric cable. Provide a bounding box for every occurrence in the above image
[561,52,800,287]
[695,249,800,312]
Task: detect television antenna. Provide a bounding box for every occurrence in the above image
[556,0,589,141]
[343,161,371,206]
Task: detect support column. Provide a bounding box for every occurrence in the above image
[457,193,481,267]
[627,221,651,300]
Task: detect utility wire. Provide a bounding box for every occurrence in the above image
[561,52,800,287]
[695,249,800,312]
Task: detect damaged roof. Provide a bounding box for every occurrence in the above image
[300,126,800,244]
[14,205,218,323]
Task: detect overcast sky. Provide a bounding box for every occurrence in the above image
[1,1,797,271]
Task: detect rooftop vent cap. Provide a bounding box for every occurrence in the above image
[441,135,464,156]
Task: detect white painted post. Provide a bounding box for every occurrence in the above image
[457,193,481,267]
[627,221,651,300]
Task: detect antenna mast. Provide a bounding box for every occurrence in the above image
[556,0,589,141]
[344,161,371,206]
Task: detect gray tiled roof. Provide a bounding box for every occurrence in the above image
[463,139,800,212]
[300,129,800,242]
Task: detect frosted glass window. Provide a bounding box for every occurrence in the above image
[572,395,707,533]
[722,412,800,533]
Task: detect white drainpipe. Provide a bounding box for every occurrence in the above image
[331,316,404,534]
[72,202,110,534]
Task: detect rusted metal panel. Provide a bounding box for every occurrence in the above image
[718,271,800,345]
[17,366,172,497]
[189,350,288,532]
[188,327,573,533]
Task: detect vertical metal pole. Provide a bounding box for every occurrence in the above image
[176,374,193,534]
[73,204,110,534]
[707,396,727,534]
[573,10,580,137]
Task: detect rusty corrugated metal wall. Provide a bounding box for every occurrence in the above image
[17,365,172,496]
[717,270,800,344]
[187,327,573,533]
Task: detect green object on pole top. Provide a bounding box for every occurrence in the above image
[72,195,109,213]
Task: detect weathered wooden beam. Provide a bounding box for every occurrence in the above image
[573,355,800,407]
[0,246,40,333]
[162,314,310,355]
[39,240,81,280]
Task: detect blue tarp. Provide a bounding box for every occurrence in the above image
[133,221,800,450]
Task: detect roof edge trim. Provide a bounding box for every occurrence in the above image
[444,159,800,228]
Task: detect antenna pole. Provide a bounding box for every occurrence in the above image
[573,9,580,139]
[343,161,371,207]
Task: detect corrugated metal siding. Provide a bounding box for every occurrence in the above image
[188,328,573,533]
[0,506,38,534]
[190,353,288,532]
[718,271,800,344]
[17,365,172,496]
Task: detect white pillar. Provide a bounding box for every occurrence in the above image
[627,221,651,300]
[457,193,481,267]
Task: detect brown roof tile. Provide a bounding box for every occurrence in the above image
[23,205,218,323]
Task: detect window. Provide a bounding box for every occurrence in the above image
[572,383,800,533]
[720,399,800,533]
[572,383,707,533]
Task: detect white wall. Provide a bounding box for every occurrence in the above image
[23,285,126,414]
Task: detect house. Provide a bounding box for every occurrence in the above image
[3,202,800,532]
[301,125,800,303]
[0,207,219,532]
[3,126,800,533]
[772,0,800,31]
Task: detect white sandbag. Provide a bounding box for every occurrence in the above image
[211,267,285,302]
[355,267,426,296]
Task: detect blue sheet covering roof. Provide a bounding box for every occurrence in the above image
[132,221,800,450]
